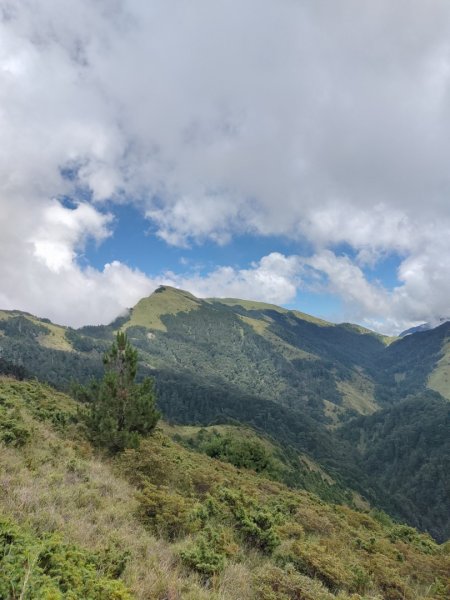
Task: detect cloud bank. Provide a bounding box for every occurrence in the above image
[1,1,450,332]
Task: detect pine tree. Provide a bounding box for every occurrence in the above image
[86,331,160,452]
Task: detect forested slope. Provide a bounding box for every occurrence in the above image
[339,392,450,541]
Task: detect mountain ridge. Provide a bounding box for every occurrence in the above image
[0,286,449,541]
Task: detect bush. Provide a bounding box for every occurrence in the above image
[0,518,132,599]
[254,564,339,600]
[180,528,229,577]
[0,406,31,446]
[387,524,437,554]
[193,429,275,473]
[277,540,352,592]
[220,488,280,553]
[138,484,199,540]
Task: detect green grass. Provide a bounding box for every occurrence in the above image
[123,286,202,332]
[0,517,132,599]
[337,374,378,416]
[35,320,73,351]
[339,322,396,346]
[0,310,73,351]
[0,376,449,599]
[237,314,318,360]
[213,297,332,327]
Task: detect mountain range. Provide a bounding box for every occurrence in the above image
[0,285,449,542]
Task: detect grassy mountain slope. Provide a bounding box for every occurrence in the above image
[1,376,449,600]
[168,423,359,506]
[0,287,389,422]
[0,310,72,352]
[125,286,202,332]
[214,297,332,326]
[1,287,450,543]
[122,287,389,420]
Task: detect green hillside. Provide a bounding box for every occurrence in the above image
[1,376,449,600]
[0,287,391,423]
[213,297,332,326]
[0,286,449,543]
[372,322,450,400]
[125,286,202,332]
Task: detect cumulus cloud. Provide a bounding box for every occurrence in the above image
[304,251,389,317]
[1,0,450,330]
[174,253,301,305]
[0,199,153,326]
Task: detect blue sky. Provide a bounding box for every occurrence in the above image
[81,202,400,323]
[83,203,306,277]
[2,1,450,333]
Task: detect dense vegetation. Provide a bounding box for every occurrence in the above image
[172,424,355,505]
[0,286,449,544]
[0,376,449,599]
[0,518,131,599]
[339,391,450,541]
[370,322,450,401]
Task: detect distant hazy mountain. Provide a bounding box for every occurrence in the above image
[400,317,450,337]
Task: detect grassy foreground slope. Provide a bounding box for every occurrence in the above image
[0,376,449,600]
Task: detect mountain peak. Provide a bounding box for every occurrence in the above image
[152,285,197,299]
[124,286,202,332]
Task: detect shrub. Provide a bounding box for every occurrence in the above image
[349,564,372,594]
[0,406,31,446]
[179,528,231,577]
[387,524,437,554]
[0,518,132,599]
[138,484,199,540]
[220,488,280,553]
[234,506,280,553]
[197,429,275,473]
[277,540,352,592]
[254,564,338,600]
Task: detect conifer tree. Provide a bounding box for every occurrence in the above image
[86,331,160,452]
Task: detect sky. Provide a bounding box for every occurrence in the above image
[1,1,450,334]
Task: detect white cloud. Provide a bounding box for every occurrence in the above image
[31,201,112,272]
[304,251,389,317]
[300,242,450,334]
[174,253,301,305]
[0,199,154,326]
[1,1,450,330]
